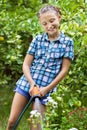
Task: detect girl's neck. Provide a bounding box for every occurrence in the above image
[48,31,60,41]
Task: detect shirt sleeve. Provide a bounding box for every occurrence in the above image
[26,36,37,55]
[64,39,74,61]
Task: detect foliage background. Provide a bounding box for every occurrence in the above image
[0,0,87,129]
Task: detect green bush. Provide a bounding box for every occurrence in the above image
[0,0,42,85]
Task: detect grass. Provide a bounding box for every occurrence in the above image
[0,86,31,130]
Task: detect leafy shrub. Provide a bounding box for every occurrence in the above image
[59,107,87,130]
[0,0,42,85]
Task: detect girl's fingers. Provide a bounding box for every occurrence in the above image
[29,87,34,96]
[29,84,40,96]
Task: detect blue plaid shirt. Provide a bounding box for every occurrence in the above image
[16,33,74,93]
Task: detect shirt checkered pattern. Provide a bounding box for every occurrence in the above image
[16,33,74,93]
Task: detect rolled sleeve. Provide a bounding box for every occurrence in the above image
[27,37,37,55]
[64,39,74,61]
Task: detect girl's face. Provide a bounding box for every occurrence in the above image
[39,11,61,40]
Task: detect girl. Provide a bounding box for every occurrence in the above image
[6,5,74,130]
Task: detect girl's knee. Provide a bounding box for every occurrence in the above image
[7,118,15,130]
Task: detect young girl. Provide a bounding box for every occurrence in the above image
[6,5,74,130]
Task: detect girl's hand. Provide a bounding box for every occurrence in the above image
[29,84,39,96]
[39,87,49,97]
[29,86,34,96]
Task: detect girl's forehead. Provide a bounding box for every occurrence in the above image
[39,11,58,19]
[37,5,61,18]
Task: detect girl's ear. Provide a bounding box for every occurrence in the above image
[58,14,61,21]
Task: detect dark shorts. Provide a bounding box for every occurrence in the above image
[14,86,50,105]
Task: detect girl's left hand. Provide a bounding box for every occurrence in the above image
[39,87,49,97]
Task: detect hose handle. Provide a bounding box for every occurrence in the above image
[32,84,39,96]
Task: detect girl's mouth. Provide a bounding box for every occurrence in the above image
[48,26,55,32]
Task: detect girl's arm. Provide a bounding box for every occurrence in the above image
[47,58,71,91]
[39,58,71,96]
[22,54,35,87]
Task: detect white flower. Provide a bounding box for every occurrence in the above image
[47,96,54,103]
[29,110,43,128]
[30,110,41,118]
[48,98,54,103]
[30,110,37,115]
[46,96,58,108]
[47,96,52,100]
[69,128,78,130]
[53,101,57,108]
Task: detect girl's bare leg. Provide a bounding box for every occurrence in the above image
[6,92,28,130]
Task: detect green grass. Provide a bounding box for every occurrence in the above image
[0,86,31,130]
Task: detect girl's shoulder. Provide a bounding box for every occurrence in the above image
[35,33,44,40]
[60,32,73,42]
[62,33,73,42]
[59,32,74,46]
[31,34,44,43]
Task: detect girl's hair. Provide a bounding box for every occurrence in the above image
[37,5,61,18]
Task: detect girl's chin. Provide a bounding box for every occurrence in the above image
[48,32,58,37]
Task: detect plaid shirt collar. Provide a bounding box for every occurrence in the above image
[44,32,64,43]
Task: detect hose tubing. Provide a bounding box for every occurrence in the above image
[12,95,40,130]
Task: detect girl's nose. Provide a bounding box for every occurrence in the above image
[47,23,52,29]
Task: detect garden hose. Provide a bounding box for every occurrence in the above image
[12,85,40,130]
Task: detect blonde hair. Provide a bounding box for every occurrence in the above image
[37,5,61,18]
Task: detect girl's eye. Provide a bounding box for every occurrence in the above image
[50,19,55,23]
[50,21,54,23]
[42,23,47,26]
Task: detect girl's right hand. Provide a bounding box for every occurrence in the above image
[29,86,34,96]
[29,84,39,96]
